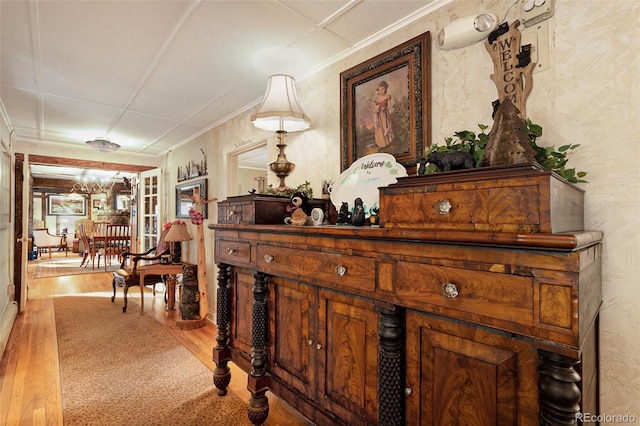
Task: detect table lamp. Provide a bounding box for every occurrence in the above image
[251,74,311,188]
[164,221,193,263]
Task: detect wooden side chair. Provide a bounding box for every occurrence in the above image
[98,224,130,271]
[78,224,100,269]
[111,228,170,313]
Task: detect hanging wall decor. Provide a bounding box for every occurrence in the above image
[177,148,208,182]
[340,31,431,174]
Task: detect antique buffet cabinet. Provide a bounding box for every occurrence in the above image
[210,164,602,425]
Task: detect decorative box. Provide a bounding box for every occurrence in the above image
[378,163,584,233]
[217,194,331,225]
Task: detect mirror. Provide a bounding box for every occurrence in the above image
[175,178,207,219]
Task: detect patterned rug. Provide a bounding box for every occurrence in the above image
[34,256,119,278]
[54,295,251,426]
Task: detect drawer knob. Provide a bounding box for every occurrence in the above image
[227,248,236,255]
[335,265,347,277]
[441,282,459,299]
[264,254,274,263]
[434,198,452,215]
[316,343,322,350]
[308,339,314,346]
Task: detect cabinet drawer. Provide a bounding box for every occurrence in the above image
[396,262,533,325]
[218,203,247,224]
[217,239,251,264]
[257,244,376,292]
[379,163,584,233]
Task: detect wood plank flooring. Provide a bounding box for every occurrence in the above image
[0,253,309,426]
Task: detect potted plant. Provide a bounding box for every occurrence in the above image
[421,120,587,184]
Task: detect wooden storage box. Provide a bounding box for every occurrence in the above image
[378,163,584,233]
[217,194,330,225]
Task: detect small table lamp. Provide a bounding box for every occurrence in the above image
[164,221,193,263]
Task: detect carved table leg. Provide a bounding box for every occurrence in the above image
[248,271,270,425]
[377,305,404,426]
[538,349,582,425]
[213,263,231,396]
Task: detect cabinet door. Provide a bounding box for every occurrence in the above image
[230,269,255,359]
[269,277,316,396]
[405,311,538,425]
[317,289,379,425]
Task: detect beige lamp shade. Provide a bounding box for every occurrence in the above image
[164,222,193,242]
[251,74,311,132]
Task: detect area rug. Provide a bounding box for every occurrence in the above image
[54,295,251,426]
[34,257,119,278]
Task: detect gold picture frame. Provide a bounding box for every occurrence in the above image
[340,31,431,174]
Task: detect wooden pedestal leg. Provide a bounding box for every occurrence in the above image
[248,271,270,425]
[538,349,582,425]
[213,263,231,396]
[377,305,404,426]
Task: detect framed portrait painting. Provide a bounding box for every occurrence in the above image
[340,31,431,173]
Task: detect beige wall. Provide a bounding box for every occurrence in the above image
[167,0,640,419]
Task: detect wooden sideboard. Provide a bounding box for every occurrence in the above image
[209,222,602,425]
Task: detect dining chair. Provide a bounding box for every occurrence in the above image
[99,224,130,271]
[112,227,170,312]
[78,224,100,269]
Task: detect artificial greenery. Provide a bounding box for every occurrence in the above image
[260,181,314,198]
[423,120,587,183]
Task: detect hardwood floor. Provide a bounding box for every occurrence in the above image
[0,253,310,426]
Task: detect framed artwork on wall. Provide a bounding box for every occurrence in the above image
[340,31,431,174]
[47,194,87,216]
[175,178,207,219]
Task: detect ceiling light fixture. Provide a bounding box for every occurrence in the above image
[86,138,121,152]
[251,74,310,189]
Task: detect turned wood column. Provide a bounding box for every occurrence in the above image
[377,304,404,425]
[538,350,582,425]
[212,263,231,396]
[248,271,270,425]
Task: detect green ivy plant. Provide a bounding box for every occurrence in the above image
[423,120,587,183]
[260,180,314,198]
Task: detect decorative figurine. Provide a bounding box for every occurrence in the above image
[426,150,475,172]
[369,207,380,227]
[179,264,200,320]
[351,197,366,226]
[482,98,537,167]
[336,202,351,225]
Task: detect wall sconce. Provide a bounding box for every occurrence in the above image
[436,13,499,50]
[251,74,310,188]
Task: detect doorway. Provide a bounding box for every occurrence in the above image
[226,141,268,197]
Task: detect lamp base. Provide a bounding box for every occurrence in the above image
[269,132,295,188]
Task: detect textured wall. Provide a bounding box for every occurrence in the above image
[169,0,640,420]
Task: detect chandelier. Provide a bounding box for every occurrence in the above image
[86,139,121,152]
[71,171,120,194]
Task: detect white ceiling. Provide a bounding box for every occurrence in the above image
[1,0,449,167]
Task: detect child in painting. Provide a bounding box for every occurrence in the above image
[373,80,394,148]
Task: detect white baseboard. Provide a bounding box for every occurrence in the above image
[0,302,18,360]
